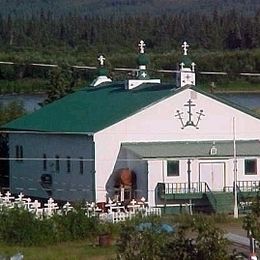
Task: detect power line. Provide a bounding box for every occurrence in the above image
[0,60,260,76]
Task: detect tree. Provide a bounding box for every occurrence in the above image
[117,216,231,260]
[43,67,78,105]
[243,192,260,241]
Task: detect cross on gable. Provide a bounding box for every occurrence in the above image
[185,74,191,80]
[98,55,105,66]
[138,40,146,54]
[182,41,189,56]
[141,71,147,78]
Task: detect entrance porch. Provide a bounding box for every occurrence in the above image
[157,180,260,214]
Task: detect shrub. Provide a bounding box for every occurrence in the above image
[52,208,99,242]
[0,207,55,246]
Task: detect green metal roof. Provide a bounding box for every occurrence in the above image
[122,140,260,158]
[2,82,260,134]
[2,82,176,133]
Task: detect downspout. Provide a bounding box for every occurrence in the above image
[92,137,96,202]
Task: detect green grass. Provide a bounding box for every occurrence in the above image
[0,241,116,260]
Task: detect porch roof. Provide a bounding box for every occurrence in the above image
[122,140,260,159]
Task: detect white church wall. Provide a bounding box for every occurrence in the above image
[9,133,95,201]
[94,88,260,203]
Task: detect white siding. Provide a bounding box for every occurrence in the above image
[94,88,260,203]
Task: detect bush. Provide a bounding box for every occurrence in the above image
[0,207,55,246]
[117,215,231,260]
[52,208,98,242]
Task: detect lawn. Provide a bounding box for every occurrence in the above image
[0,241,116,260]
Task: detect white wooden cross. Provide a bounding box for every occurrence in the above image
[31,200,42,214]
[98,55,105,66]
[15,192,25,208]
[138,40,146,54]
[180,62,185,70]
[24,197,33,210]
[63,202,73,214]
[182,41,189,56]
[44,198,59,217]
[3,191,15,206]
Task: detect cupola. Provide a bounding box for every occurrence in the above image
[90,55,112,87]
[176,41,196,88]
[126,40,160,89]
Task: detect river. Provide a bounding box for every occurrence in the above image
[0,94,47,112]
[0,93,259,112]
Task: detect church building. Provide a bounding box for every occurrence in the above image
[1,41,260,213]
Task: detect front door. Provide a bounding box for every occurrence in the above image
[199,162,225,191]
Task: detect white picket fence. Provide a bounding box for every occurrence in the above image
[0,192,161,222]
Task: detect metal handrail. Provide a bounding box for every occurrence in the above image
[204,182,217,210]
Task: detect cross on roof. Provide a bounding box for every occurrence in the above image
[98,55,105,66]
[182,41,189,56]
[191,62,196,72]
[138,40,146,54]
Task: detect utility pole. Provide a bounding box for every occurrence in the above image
[233,117,239,219]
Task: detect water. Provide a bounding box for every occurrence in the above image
[218,93,260,110]
[0,94,46,112]
[0,93,259,113]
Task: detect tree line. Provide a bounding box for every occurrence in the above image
[0,9,259,53]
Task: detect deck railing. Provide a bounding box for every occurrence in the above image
[161,182,208,194]
[224,180,260,193]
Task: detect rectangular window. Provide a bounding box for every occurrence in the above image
[43,154,47,171]
[55,155,60,172]
[245,159,257,175]
[19,146,23,160]
[167,160,180,177]
[67,156,71,173]
[79,157,84,175]
[15,145,19,159]
[15,145,23,161]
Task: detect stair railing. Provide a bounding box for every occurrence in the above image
[205,182,217,211]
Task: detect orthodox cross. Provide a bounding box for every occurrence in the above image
[175,99,205,129]
[98,55,105,66]
[138,40,146,54]
[184,99,196,126]
[191,62,196,72]
[182,41,189,56]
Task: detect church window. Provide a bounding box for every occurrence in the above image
[55,155,60,172]
[245,159,257,175]
[79,157,84,174]
[43,154,47,171]
[167,160,180,177]
[15,145,23,161]
[67,156,71,173]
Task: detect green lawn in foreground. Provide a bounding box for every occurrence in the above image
[0,241,116,260]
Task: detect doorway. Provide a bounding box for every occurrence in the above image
[199,162,225,191]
